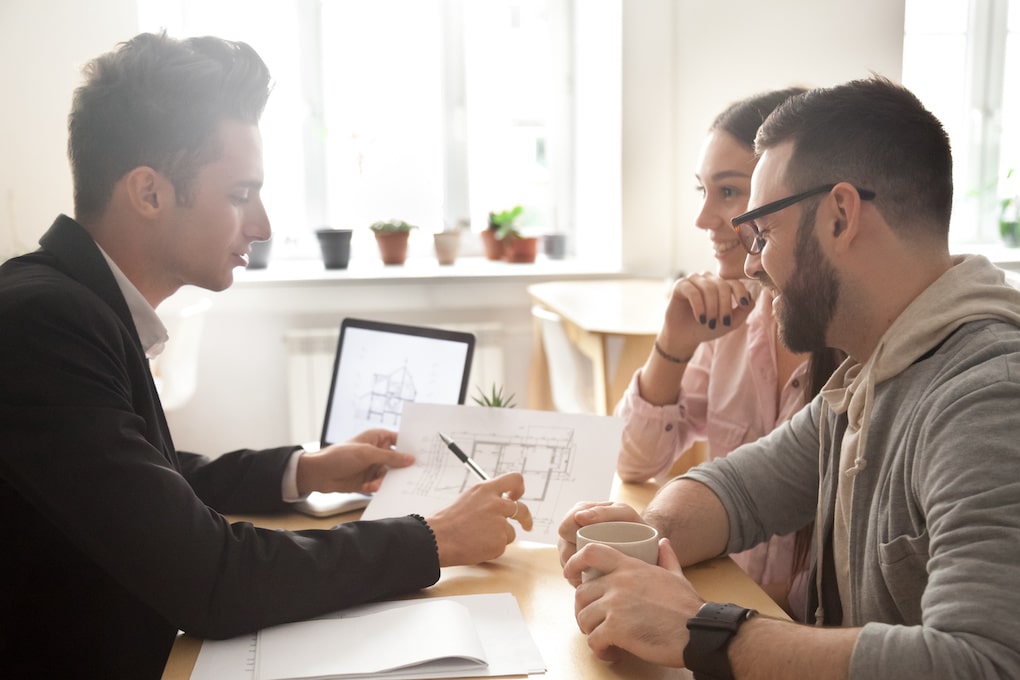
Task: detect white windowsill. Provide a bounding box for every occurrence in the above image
[952,242,1020,271]
[234,255,629,288]
[210,255,634,315]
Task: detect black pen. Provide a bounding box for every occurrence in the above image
[438,432,490,481]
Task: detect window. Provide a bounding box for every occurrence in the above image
[902,0,1019,245]
[138,0,594,263]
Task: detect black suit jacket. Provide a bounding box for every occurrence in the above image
[0,216,439,679]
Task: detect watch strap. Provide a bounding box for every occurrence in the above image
[684,602,757,680]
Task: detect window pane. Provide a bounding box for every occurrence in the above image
[320,0,444,238]
[1002,2,1019,203]
[462,1,568,232]
[901,0,1020,244]
[904,0,969,33]
[902,31,973,239]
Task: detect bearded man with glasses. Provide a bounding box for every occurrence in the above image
[558,76,1020,680]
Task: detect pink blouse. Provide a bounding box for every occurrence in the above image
[615,288,810,615]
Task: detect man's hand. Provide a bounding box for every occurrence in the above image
[427,472,534,567]
[557,501,643,566]
[565,538,703,666]
[295,429,414,496]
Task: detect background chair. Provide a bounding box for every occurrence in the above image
[530,305,597,414]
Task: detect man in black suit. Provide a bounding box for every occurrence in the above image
[0,32,531,679]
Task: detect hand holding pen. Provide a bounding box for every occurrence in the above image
[432,434,534,538]
[439,432,491,481]
[427,432,533,565]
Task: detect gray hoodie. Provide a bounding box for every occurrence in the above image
[683,255,1020,678]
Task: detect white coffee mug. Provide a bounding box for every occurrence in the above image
[576,521,660,580]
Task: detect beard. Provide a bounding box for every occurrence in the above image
[766,203,840,353]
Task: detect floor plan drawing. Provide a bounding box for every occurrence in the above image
[362,403,623,545]
[356,362,417,428]
[410,427,580,538]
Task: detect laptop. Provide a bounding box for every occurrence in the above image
[295,318,475,517]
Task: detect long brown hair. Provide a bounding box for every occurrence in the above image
[791,348,846,574]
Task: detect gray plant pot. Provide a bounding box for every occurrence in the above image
[316,229,354,269]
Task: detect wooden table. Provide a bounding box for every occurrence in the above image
[162,478,786,680]
[528,279,667,415]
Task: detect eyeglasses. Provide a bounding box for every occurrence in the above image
[730,184,876,254]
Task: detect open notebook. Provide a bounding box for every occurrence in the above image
[190,593,545,680]
[295,318,475,517]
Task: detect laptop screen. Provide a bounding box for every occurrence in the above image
[320,318,475,446]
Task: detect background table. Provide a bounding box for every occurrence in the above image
[162,479,787,680]
[528,279,667,415]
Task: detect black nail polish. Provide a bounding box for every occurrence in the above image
[740,297,749,306]
[723,315,731,327]
[699,314,706,325]
[708,319,716,330]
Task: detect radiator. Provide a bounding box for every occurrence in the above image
[283,323,505,444]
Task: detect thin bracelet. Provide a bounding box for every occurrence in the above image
[654,340,692,365]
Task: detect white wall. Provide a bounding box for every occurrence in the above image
[622,0,906,278]
[0,0,139,257]
[0,0,907,453]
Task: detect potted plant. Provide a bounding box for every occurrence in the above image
[483,208,517,260]
[471,383,517,408]
[369,219,417,265]
[489,205,539,263]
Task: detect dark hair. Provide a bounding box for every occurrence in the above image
[755,76,953,238]
[790,345,846,581]
[711,87,808,150]
[68,32,272,221]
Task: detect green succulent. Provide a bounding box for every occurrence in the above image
[487,206,525,240]
[472,383,517,408]
[369,219,418,233]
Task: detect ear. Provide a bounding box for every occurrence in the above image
[824,182,866,253]
[122,167,173,219]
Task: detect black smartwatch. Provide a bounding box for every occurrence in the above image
[684,601,758,680]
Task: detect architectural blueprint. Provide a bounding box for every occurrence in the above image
[360,403,624,544]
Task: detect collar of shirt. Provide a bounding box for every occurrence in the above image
[95,246,169,359]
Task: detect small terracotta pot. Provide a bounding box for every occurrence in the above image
[374,231,410,265]
[481,229,504,260]
[502,235,539,263]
